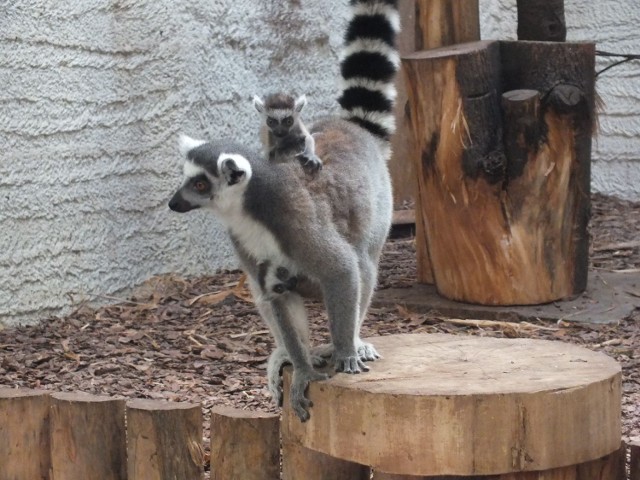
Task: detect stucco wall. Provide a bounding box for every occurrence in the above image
[480,0,640,199]
[1,0,638,326]
[0,0,348,325]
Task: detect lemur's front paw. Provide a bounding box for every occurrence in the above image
[311,353,327,368]
[296,153,322,175]
[356,340,381,362]
[334,352,369,374]
[290,369,329,422]
[266,347,290,407]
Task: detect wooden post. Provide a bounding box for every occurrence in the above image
[127,399,204,480]
[631,441,640,480]
[50,392,126,480]
[210,407,279,480]
[402,40,594,305]
[516,0,566,41]
[392,0,480,284]
[0,388,51,480]
[284,334,621,476]
[281,441,371,480]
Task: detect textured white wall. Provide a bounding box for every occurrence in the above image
[0,0,348,325]
[480,0,640,200]
[1,0,638,326]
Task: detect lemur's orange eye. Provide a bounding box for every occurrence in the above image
[194,181,207,192]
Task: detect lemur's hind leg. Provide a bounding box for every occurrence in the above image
[355,253,382,362]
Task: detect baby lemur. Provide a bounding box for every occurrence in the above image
[253,93,322,175]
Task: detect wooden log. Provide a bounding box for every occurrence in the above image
[281,440,371,480]
[517,0,566,42]
[50,392,126,480]
[210,406,279,480]
[631,441,640,480]
[391,0,480,283]
[402,40,595,304]
[283,334,621,476]
[0,388,51,480]
[127,399,204,480]
[373,444,625,480]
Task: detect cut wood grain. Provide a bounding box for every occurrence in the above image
[50,392,126,480]
[402,40,595,304]
[0,388,51,480]
[281,439,370,480]
[210,407,279,480]
[283,334,621,476]
[391,0,480,283]
[127,399,203,480]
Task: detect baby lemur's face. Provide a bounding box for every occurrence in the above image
[253,93,307,138]
[266,115,295,138]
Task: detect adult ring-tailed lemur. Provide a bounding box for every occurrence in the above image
[169,0,399,421]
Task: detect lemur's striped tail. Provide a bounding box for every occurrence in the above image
[338,0,400,142]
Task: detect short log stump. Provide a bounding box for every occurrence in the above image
[283,333,622,478]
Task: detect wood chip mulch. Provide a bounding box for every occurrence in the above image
[1,193,639,470]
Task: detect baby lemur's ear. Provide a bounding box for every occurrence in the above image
[219,154,251,186]
[294,94,307,113]
[253,95,265,114]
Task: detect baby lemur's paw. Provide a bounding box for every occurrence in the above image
[296,152,322,175]
[334,352,369,374]
[290,368,329,422]
[356,340,381,362]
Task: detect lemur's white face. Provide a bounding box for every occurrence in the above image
[168,135,252,214]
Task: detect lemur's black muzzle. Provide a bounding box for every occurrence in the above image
[168,192,199,213]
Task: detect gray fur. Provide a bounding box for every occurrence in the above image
[170,0,398,421]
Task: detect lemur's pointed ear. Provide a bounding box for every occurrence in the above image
[220,156,250,185]
[253,95,265,113]
[178,135,206,157]
[294,94,307,113]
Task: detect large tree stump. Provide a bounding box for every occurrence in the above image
[127,399,204,480]
[402,40,595,304]
[0,388,51,480]
[391,0,480,283]
[210,407,280,480]
[50,392,126,480]
[283,334,621,477]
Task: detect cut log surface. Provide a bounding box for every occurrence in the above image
[127,399,203,480]
[210,407,279,480]
[283,334,621,477]
[0,388,51,480]
[50,392,126,480]
[402,40,595,304]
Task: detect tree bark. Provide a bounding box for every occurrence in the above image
[0,388,51,480]
[127,399,204,480]
[50,392,126,480]
[391,0,480,283]
[402,40,594,304]
[631,441,640,480]
[517,0,566,41]
[210,406,280,480]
